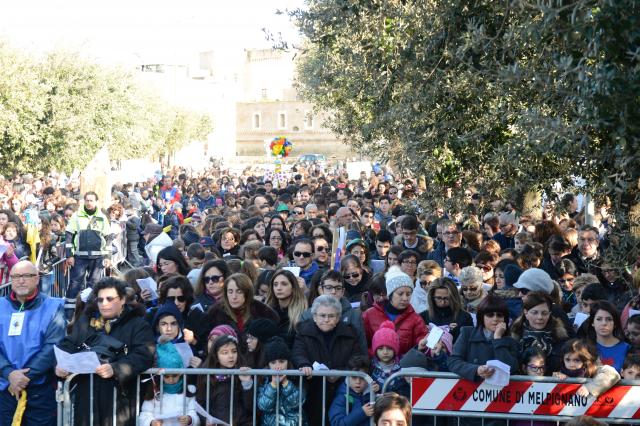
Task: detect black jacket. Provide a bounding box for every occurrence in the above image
[292,319,365,426]
[59,304,155,426]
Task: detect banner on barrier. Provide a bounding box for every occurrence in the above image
[411,377,640,419]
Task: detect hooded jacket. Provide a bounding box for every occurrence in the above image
[362,302,428,357]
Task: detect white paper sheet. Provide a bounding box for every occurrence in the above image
[137,277,159,300]
[155,412,182,421]
[283,266,301,277]
[470,313,477,327]
[174,342,194,368]
[194,401,230,426]
[54,346,101,374]
[0,244,8,257]
[425,326,444,350]
[629,309,640,319]
[485,359,511,387]
[312,361,329,370]
[574,312,589,328]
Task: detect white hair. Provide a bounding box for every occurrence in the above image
[459,266,484,286]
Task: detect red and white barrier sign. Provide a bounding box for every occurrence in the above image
[412,377,640,419]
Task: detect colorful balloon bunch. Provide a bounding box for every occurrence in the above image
[269,137,293,158]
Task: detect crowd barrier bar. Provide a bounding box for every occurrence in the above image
[58,368,376,426]
[382,370,640,425]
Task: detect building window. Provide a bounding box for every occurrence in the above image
[304,112,314,129]
[252,113,261,130]
[261,88,267,99]
[278,112,287,130]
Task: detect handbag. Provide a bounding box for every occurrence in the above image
[80,333,127,363]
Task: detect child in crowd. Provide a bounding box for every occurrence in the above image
[514,232,532,254]
[621,354,640,380]
[329,355,374,426]
[245,318,278,368]
[140,343,199,426]
[520,347,547,376]
[197,335,254,426]
[257,336,307,426]
[624,314,640,350]
[207,324,238,354]
[370,321,408,395]
[552,339,620,397]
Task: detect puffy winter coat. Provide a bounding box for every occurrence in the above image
[362,302,428,357]
[257,379,308,426]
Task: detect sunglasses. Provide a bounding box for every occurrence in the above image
[461,286,480,292]
[485,312,505,319]
[316,246,330,253]
[293,251,313,258]
[166,295,187,303]
[343,272,361,280]
[97,296,120,304]
[204,275,223,283]
[293,210,305,215]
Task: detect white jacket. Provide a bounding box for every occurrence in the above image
[145,232,173,265]
[139,393,200,426]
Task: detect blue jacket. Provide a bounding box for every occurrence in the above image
[257,379,307,426]
[329,382,371,426]
[0,292,65,390]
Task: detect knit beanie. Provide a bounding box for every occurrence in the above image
[245,318,278,342]
[372,320,400,355]
[263,336,291,364]
[385,265,414,296]
[152,303,185,335]
[503,264,523,288]
[208,324,238,341]
[156,342,184,369]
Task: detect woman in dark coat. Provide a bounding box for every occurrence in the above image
[447,295,519,426]
[421,277,474,342]
[56,277,156,426]
[207,272,279,339]
[292,295,365,426]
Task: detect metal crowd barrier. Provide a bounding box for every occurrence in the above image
[58,368,376,426]
[382,370,640,425]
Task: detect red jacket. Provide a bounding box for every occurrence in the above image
[362,302,428,357]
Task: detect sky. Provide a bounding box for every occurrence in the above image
[0,0,304,64]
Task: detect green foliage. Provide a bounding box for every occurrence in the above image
[0,41,213,174]
[292,0,640,207]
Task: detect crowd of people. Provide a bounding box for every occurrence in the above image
[0,162,639,426]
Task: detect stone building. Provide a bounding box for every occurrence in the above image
[236,48,351,158]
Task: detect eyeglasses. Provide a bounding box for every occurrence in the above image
[96,296,120,304]
[578,237,598,244]
[461,286,479,292]
[294,251,312,258]
[343,272,361,279]
[204,275,224,283]
[402,260,417,265]
[322,285,344,293]
[316,246,330,253]
[270,236,283,241]
[10,273,38,280]
[221,236,236,243]
[527,364,545,372]
[293,210,305,215]
[314,313,338,320]
[485,312,505,319]
[166,295,187,303]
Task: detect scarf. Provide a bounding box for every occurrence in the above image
[232,308,246,332]
[163,378,184,394]
[90,313,121,334]
[521,322,554,356]
[561,365,586,378]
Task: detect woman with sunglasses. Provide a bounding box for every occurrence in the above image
[194,260,230,312]
[340,254,371,303]
[422,277,474,342]
[459,266,488,315]
[156,275,208,359]
[56,277,155,426]
[448,295,519,387]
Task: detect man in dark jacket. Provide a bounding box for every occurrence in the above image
[565,225,603,276]
[0,261,65,425]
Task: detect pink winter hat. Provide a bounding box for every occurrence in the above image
[372,321,400,355]
[208,324,238,340]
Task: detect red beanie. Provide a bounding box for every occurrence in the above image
[372,320,400,356]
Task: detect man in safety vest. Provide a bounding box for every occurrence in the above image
[64,191,112,310]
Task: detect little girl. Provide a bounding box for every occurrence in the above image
[370,321,408,395]
[140,343,200,426]
[584,301,630,372]
[257,336,307,426]
[552,339,620,397]
[196,335,254,426]
[520,347,547,376]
